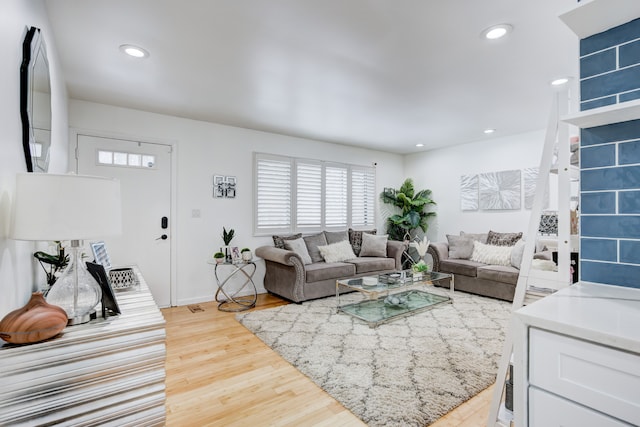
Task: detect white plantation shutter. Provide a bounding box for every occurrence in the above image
[255,154,292,233]
[254,153,376,235]
[351,167,376,228]
[325,165,348,228]
[296,161,322,230]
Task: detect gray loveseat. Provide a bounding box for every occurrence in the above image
[428,231,524,302]
[256,229,405,303]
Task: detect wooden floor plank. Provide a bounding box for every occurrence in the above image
[164,293,493,426]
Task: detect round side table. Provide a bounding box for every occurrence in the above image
[212,261,257,312]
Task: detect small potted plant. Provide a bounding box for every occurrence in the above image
[411,260,429,279]
[241,247,252,262]
[222,227,235,263]
[213,251,225,264]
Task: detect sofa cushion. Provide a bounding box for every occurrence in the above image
[273,233,303,249]
[305,262,356,283]
[460,231,488,244]
[486,230,523,246]
[359,233,388,257]
[447,235,474,259]
[324,230,349,244]
[318,240,357,263]
[439,259,485,277]
[347,257,395,274]
[304,232,328,263]
[470,241,512,267]
[477,265,519,285]
[349,228,377,256]
[510,239,526,269]
[284,238,312,264]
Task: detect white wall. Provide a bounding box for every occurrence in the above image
[405,130,547,243]
[0,0,69,318]
[69,100,404,305]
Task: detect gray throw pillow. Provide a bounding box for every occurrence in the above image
[447,235,474,259]
[487,230,523,246]
[324,230,349,244]
[460,231,488,244]
[284,237,313,264]
[272,233,302,249]
[303,232,328,263]
[359,233,388,257]
[348,228,377,256]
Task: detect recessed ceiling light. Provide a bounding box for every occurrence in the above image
[481,24,513,40]
[550,77,570,86]
[119,44,150,58]
[416,143,424,147]
[484,129,496,134]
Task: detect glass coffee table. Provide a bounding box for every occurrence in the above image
[336,271,453,328]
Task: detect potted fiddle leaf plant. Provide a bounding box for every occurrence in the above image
[380,179,436,242]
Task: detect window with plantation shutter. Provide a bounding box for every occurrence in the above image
[254,154,292,233]
[296,161,322,230]
[254,153,376,235]
[351,167,376,228]
[325,165,348,228]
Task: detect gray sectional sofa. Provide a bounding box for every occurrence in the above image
[256,229,405,303]
[427,231,524,302]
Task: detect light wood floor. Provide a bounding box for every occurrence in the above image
[163,294,494,426]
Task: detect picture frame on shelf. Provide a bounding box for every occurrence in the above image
[231,246,240,262]
[90,241,112,270]
[86,261,121,318]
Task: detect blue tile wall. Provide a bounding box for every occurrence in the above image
[581,238,617,262]
[581,120,640,146]
[620,240,640,264]
[580,18,640,110]
[581,192,616,214]
[618,140,640,165]
[579,17,640,288]
[581,144,616,168]
[580,261,640,288]
[619,190,640,213]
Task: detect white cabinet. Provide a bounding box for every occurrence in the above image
[513,282,640,427]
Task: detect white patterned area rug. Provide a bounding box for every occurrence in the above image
[236,289,511,426]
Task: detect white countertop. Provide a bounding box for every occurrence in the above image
[516,281,640,353]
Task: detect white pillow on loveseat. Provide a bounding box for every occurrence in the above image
[470,241,512,267]
[318,240,357,263]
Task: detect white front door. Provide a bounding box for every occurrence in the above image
[76,134,173,307]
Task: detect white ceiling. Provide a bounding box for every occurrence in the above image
[44,0,579,154]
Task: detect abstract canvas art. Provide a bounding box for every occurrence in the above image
[479,170,521,210]
[523,167,549,210]
[460,174,479,211]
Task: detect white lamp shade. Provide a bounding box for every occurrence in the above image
[10,173,122,241]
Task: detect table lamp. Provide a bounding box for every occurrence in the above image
[10,173,122,325]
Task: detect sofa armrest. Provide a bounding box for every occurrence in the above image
[255,246,307,302]
[428,242,449,272]
[386,240,407,270]
[255,245,303,266]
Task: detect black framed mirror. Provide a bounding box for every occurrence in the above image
[20,26,52,173]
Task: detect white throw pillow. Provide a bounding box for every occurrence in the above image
[510,239,526,269]
[318,240,357,263]
[470,241,512,267]
[359,233,388,257]
[284,237,312,265]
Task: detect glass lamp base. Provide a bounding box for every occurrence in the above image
[67,309,97,326]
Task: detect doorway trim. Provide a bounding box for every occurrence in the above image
[70,127,179,307]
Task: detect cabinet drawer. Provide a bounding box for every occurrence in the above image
[530,328,640,426]
[529,387,630,427]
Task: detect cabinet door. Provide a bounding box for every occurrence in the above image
[530,387,631,427]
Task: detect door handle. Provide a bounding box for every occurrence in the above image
[156,234,168,240]
[161,216,168,229]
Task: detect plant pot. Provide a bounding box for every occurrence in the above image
[215,257,224,264]
[242,251,252,262]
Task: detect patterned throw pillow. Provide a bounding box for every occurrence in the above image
[272,233,302,249]
[486,230,522,247]
[348,228,377,256]
[318,240,357,263]
[470,241,512,267]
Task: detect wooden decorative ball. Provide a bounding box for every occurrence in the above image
[0,292,68,344]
